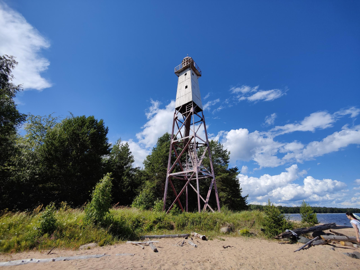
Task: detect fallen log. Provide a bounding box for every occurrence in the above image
[294,236,319,252]
[191,232,207,240]
[321,235,358,243]
[140,234,190,239]
[126,241,158,245]
[329,230,347,236]
[311,239,328,246]
[149,242,158,252]
[275,223,336,239]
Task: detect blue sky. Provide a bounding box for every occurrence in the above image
[1,0,359,207]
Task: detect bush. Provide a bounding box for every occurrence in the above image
[262,200,292,238]
[39,203,57,235]
[131,181,156,210]
[300,200,318,226]
[153,199,164,212]
[85,173,113,225]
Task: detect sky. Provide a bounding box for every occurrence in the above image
[1,0,359,208]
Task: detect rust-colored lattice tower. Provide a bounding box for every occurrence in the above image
[163,56,220,213]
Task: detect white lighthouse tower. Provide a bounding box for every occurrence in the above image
[163,56,220,213]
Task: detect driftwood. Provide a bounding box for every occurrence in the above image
[321,235,358,243]
[275,223,336,239]
[329,230,347,236]
[126,241,158,245]
[294,236,319,252]
[149,242,158,252]
[311,239,328,246]
[188,240,197,247]
[191,232,207,240]
[140,234,190,239]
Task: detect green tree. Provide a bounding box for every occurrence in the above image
[0,55,26,198]
[85,173,113,225]
[104,139,142,206]
[39,115,110,206]
[300,200,318,226]
[262,200,292,237]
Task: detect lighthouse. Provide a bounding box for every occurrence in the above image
[163,56,220,213]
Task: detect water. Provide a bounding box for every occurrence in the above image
[286,213,360,226]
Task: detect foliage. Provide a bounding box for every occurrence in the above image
[262,200,293,238]
[153,199,164,212]
[131,181,156,210]
[39,203,57,235]
[0,55,26,209]
[0,207,265,253]
[104,139,142,206]
[39,115,111,206]
[85,173,113,225]
[300,200,318,226]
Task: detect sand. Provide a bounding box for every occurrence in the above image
[1,227,359,269]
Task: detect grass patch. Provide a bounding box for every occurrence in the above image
[0,207,266,253]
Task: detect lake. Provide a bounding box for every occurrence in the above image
[286,213,360,226]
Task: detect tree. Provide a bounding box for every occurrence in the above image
[300,200,318,226]
[0,55,26,187]
[39,115,111,206]
[104,139,141,206]
[0,55,26,210]
[262,200,293,237]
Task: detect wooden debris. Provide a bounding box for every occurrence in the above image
[126,241,159,245]
[149,242,158,252]
[191,232,207,240]
[222,245,233,249]
[188,240,197,247]
[275,223,336,239]
[47,247,56,255]
[294,236,319,252]
[329,230,347,236]
[321,235,358,243]
[140,234,189,239]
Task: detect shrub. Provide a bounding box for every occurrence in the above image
[131,181,156,210]
[39,203,57,235]
[300,200,318,226]
[262,200,292,238]
[85,173,113,225]
[153,199,164,212]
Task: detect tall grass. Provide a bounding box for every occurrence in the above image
[0,207,265,253]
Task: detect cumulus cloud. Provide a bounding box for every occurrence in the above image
[0,3,51,90]
[264,113,277,126]
[270,107,359,137]
[282,125,360,162]
[203,98,220,111]
[238,165,347,204]
[136,100,175,148]
[354,179,360,185]
[230,85,285,102]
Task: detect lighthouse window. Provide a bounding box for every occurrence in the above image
[192,72,194,76]
[185,73,187,76]
[185,85,188,89]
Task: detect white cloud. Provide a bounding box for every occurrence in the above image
[203,98,220,111]
[354,179,360,185]
[0,3,51,90]
[283,125,360,162]
[271,107,359,137]
[123,139,150,168]
[247,89,284,102]
[230,85,285,103]
[136,100,175,148]
[239,165,347,204]
[240,166,248,174]
[239,164,304,197]
[204,93,210,100]
[264,113,277,126]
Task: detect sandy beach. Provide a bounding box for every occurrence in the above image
[1,227,359,270]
